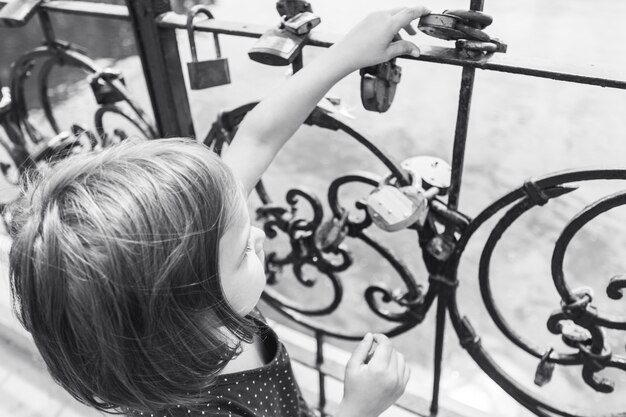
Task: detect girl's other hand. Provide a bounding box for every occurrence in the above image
[338,333,411,417]
[331,6,431,72]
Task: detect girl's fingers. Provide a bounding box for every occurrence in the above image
[391,6,431,33]
[347,333,374,369]
[403,23,417,36]
[404,364,411,388]
[387,39,421,59]
[396,351,406,376]
[369,333,394,367]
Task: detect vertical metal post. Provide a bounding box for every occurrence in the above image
[431,2,485,415]
[124,0,194,138]
[315,331,326,415]
[447,0,484,210]
[430,296,447,416]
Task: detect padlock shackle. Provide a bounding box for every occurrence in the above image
[186,5,222,63]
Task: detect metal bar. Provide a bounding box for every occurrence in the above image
[41,1,129,20]
[430,297,447,417]
[124,0,194,138]
[13,2,626,90]
[447,68,475,210]
[315,332,326,415]
[446,0,484,210]
[157,13,626,91]
[0,0,41,27]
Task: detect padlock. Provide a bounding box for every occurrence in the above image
[401,156,451,195]
[417,10,506,55]
[248,11,319,66]
[366,172,440,232]
[534,348,555,387]
[89,69,126,105]
[425,234,456,260]
[558,321,592,348]
[281,11,321,36]
[186,5,231,90]
[360,60,402,113]
[366,184,423,232]
[417,13,467,41]
[276,0,312,19]
[315,210,349,251]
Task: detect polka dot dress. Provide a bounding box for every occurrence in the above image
[134,323,316,417]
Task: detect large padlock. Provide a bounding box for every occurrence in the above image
[360,35,402,113]
[400,156,451,195]
[186,5,231,90]
[366,172,440,232]
[248,12,320,66]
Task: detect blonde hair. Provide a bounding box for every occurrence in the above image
[9,138,256,413]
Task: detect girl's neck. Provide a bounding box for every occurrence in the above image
[220,333,270,375]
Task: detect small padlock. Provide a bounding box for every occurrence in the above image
[315,210,349,251]
[186,5,231,90]
[559,321,592,349]
[248,11,319,66]
[89,69,126,105]
[359,34,403,113]
[534,348,555,387]
[281,11,321,36]
[425,234,455,260]
[360,60,402,113]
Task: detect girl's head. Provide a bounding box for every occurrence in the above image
[8,138,266,413]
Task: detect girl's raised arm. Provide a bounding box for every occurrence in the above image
[222,6,430,196]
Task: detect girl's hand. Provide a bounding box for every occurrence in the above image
[331,6,431,72]
[337,333,411,417]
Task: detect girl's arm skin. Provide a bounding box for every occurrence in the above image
[223,6,430,196]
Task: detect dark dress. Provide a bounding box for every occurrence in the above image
[132,320,316,417]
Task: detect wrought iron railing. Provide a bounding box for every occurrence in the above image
[0,1,624,416]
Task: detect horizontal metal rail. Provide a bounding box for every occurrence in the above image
[15,1,626,90]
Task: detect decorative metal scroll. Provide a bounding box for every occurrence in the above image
[449,169,626,416]
[206,102,626,415]
[204,102,427,339]
[9,43,157,146]
[0,21,156,188]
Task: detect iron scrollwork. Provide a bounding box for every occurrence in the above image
[204,103,428,338]
[451,170,626,416]
[207,101,626,414]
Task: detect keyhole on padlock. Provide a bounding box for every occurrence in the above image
[186,5,231,90]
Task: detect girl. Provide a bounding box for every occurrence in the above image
[8,6,430,417]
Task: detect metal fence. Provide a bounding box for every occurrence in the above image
[0,1,624,416]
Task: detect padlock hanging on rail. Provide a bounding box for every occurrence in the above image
[359,34,403,113]
[248,11,321,66]
[186,5,231,90]
[365,156,452,232]
[416,9,507,54]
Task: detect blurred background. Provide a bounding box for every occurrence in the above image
[1,0,625,416]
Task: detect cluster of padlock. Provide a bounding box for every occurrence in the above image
[366,156,451,232]
[417,9,507,55]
